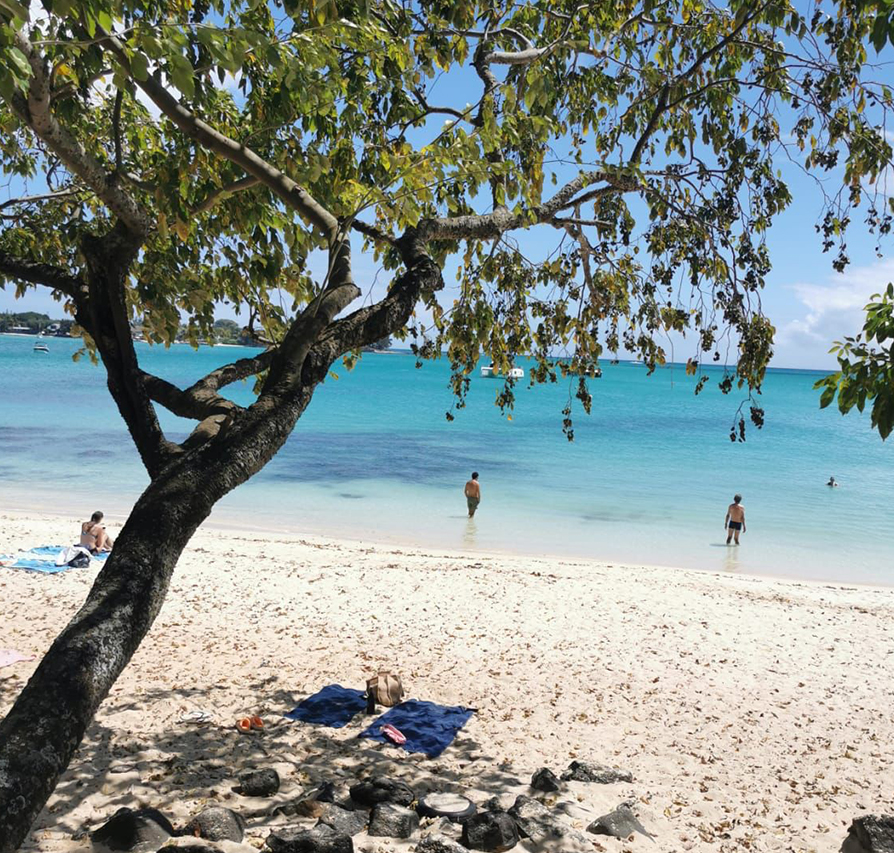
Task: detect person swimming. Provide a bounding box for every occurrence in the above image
[79,511,113,554]
[827,476,839,488]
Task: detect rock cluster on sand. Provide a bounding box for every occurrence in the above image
[84,756,652,853]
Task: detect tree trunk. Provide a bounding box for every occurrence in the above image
[0,387,313,851]
[0,239,440,850]
[0,463,214,849]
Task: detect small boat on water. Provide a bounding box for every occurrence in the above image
[481,364,524,379]
[33,341,49,353]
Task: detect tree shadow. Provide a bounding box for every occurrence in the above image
[27,681,530,848]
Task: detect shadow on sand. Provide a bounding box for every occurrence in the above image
[20,677,523,847]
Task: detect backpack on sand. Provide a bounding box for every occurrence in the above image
[366,671,404,710]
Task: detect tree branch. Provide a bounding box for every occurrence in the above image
[5,32,149,238]
[112,87,123,174]
[190,175,261,216]
[190,347,275,393]
[0,190,83,212]
[77,225,176,475]
[486,47,549,65]
[0,250,83,297]
[98,31,339,239]
[418,169,635,241]
[350,217,397,246]
[309,227,444,374]
[258,234,360,400]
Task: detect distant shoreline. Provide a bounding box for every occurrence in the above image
[0,334,835,372]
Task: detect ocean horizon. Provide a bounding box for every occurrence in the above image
[1,333,892,583]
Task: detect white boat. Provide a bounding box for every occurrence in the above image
[480,364,524,379]
[33,341,49,353]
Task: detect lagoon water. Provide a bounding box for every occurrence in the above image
[1,334,892,583]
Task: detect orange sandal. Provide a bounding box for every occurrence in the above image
[235,717,252,733]
[250,715,264,730]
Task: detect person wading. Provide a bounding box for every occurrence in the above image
[464,472,481,518]
[725,494,746,545]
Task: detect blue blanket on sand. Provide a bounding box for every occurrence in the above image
[4,546,109,574]
[361,700,475,758]
[284,684,368,728]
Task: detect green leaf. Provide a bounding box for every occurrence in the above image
[6,46,30,79]
[168,53,195,98]
[130,52,149,82]
[0,0,29,21]
[819,384,837,409]
[0,67,14,101]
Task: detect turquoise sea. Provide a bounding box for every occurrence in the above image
[0,334,892,583]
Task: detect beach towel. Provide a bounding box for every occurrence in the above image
[360,700,475,758]
[2,546,110,573]
[0,649,35,669]
[284,684,368,728]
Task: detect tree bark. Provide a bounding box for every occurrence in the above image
[0,230,442,851]
[0,378,315,852]
[0,462,211,851]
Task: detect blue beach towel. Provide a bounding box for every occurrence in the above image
[3,546,110,574]
[361,700,475,758]
[284,684,368,728]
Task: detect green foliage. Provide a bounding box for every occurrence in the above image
[0,310,50,331]
[212,317,241,343]
[1,0,893,437]
[815,283,894,440]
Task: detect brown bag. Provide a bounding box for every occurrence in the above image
[366,671,404,708]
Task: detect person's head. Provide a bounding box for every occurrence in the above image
[471,472,479,480]
[91,511,104,523]
[829,476,835,482]
[733,494,742,504]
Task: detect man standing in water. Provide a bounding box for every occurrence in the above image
[725,494,746,545]
[464,472,481,518]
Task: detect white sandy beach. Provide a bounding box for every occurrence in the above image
[1,510,893,852]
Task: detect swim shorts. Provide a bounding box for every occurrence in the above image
[728,520,742,531]
[466,496,480,512]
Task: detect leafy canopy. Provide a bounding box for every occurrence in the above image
[816,283,894,439]
[1,0,893,438]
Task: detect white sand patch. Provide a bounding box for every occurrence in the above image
[1,511,892,852]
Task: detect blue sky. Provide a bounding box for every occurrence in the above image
[4,5,894,371]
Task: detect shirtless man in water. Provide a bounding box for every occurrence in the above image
[725,494,746,545]
[464,472,481,518]
[80,510,113,553]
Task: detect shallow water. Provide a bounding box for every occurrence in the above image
[1,334,892,583]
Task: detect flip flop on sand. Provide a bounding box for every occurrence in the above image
[380,723,407,745]
[235,717,253,733]
[249,715,265,730]
[179,710,212,724]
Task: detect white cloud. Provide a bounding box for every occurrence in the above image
[776,257,894,357]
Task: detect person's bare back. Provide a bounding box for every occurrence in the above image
[464,472,481,518]
[80,510,113,553]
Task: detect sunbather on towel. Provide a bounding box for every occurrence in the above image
[80,511,113,554]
